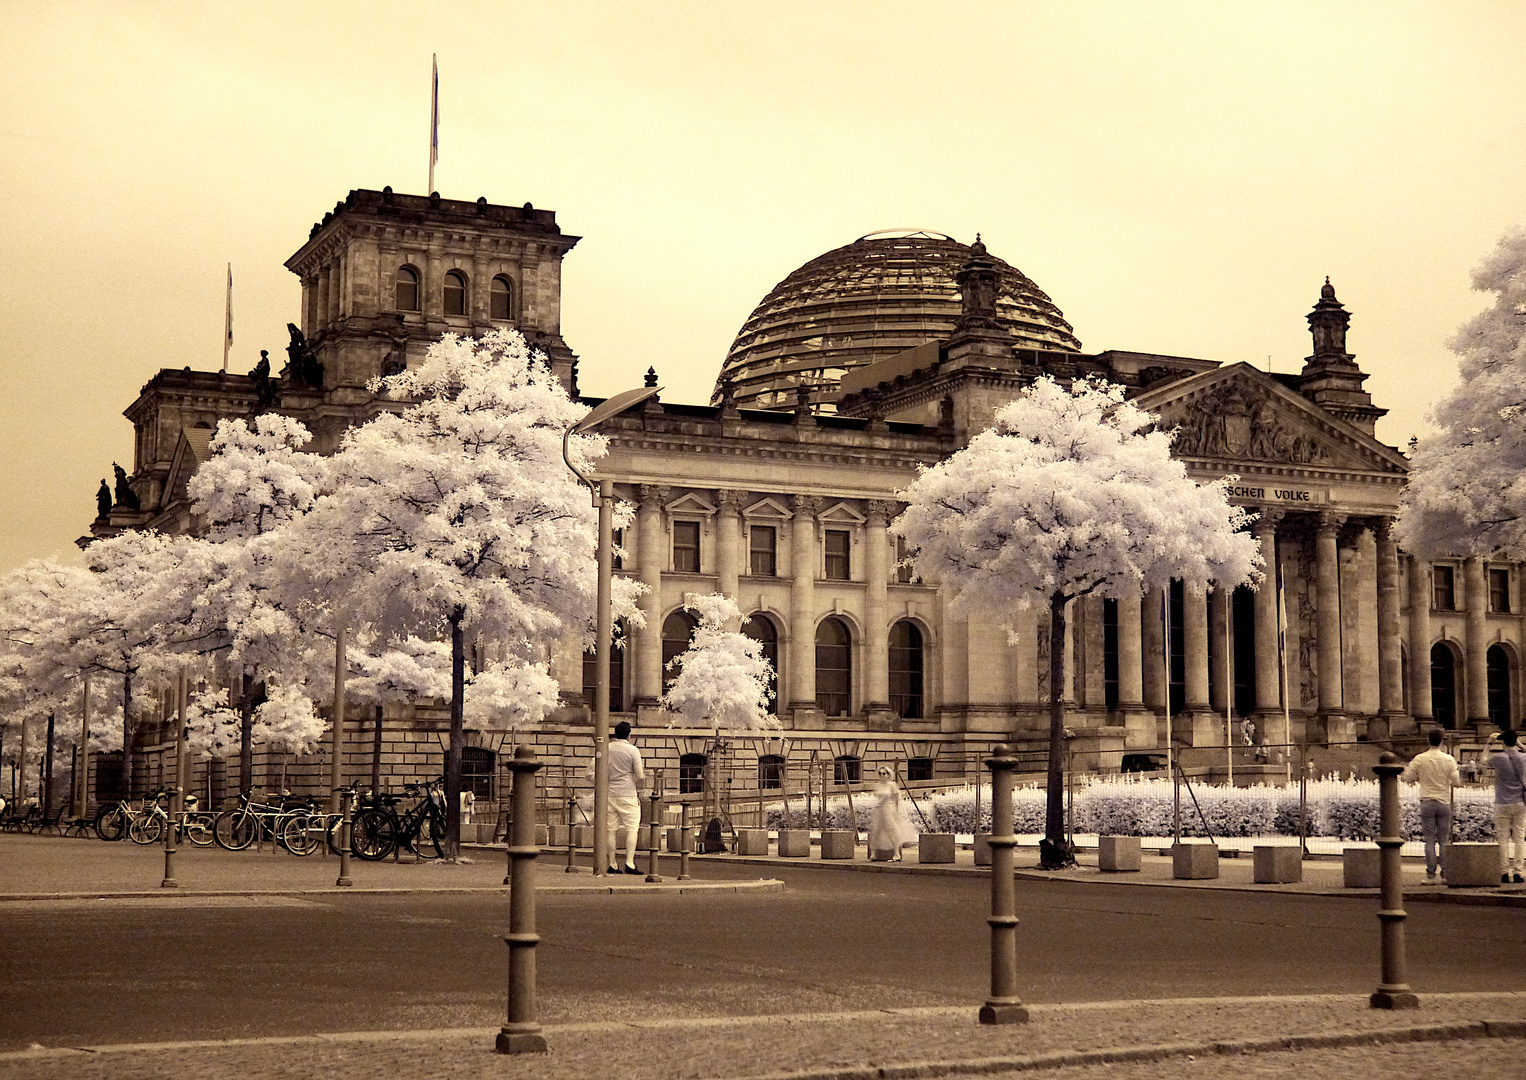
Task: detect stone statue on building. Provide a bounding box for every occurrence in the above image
[95,479,112,520]
[111,463,139,511]
[247,350,278,408]
[284,324,324,389]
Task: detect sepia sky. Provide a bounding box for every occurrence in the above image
[1,1,1523,574]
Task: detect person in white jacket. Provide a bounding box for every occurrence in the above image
[1400,729,1461,880]
[591,721,645,874]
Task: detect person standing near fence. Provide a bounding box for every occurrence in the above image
[1400,729,1461,881]
[1479,729,1526,884]
[868,767,918,862]
[592,721,645,875]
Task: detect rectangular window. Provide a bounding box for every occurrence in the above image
[824,529,850,580]
[461,747,495,799]
[1490,568,1510,613]
[749,525,777,576]
[611,528,624,572]
[895,535,919,584]
[1432,565,1455,611]
[906,757,933,782]
[672,520,700,573]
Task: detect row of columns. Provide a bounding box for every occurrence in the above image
[1407,553,1494,726]
[628,488,900,716]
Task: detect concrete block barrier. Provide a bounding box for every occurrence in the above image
[777,828,811,858]
[1343,846,1379,887]
[973,833,992,867]
[736,827,769,856]
[1446,841,1499,887]
[571,824,593,850]
[1098,835,1141,872]
[547,824,570,848]
[1172,842,1219,880]
[819,829,856,860]
[918,832,956,864]
[1253,844,1302,884]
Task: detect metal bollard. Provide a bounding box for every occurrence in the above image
[1370,752,1419,1009]
[645,787,663,883]
[678,799,692,880]
[565,797,577,874]
[336,789,354,887]
[161,792,180,889]
[979,744,1027,1025]
[497,745,548,1054]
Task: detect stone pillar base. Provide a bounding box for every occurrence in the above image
[1118,706,1157,749]
[1317,711,1355,745]
[864,703,893,732]
[1180,708,1224,748]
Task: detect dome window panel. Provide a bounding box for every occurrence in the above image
[444,270,468,316]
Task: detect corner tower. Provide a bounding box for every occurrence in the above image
[284,188,581,405]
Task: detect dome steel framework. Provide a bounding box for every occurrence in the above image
[714,231,1081,412]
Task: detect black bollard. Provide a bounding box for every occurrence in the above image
[497,746,548,1054]
[564,796,577,874]
[646,787,663,883]
[979,744,1027,1024]
[1370,752,1419,1009]
[678,799,692,880]
[336,788,354,887]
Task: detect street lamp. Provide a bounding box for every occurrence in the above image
[562,383,661,878]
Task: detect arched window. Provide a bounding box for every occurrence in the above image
[443,270,467,316]
[1488,645,1511,729]
[662,611,699,695]
[491,275,513,321]
[395,266,420,311]
[581,618,627,713]
[1431,643,1457,729]
[461,747,495,799]
[833,754,861,784]
[679,752,707,794]
[742,614,779,713]
[757,753,785,789]
[816,617,852,717]
[889,620,923,719]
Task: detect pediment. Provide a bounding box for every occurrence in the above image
[743,496,792,520]
[817,501,866,525]
[1133,363,1406,475]
[664,492,716,516]
[163,425,216,506]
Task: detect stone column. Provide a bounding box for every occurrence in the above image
[1315,512,1348,740]
[1372,518,1408,736]
[1183,583,1215,744]
[1141,585,1165,713]
[317,265,332,333]
[715,490,743,606]
[1251,515,1282,721]
[1406,554,1432,722]
[632,485,668,707]
[1465,555,1490,726]
[425,251,443,320]
[788,496,820,715]
[1116,591,1153,748]
[863,502,893,725]
[472,252,489,323]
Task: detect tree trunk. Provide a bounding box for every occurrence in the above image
[1040,591,1075,869]
[371,705,383,793]
[121,672,134,800]
[444,610,466,861]
[239,672,255,798]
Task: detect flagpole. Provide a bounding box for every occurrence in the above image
[1278,562,1292,784]
[428,54,439,195]
[222,263,232,373]
[1225,588,1234,788]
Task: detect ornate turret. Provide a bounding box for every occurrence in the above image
[1295,278,1385,436]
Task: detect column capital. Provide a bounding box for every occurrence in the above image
[790,494,821,519]
[716,488,747,513]
[638,484,670,508]
[1371,515,1397,543]
[1315,511,1347,536]
[1251,509,1283,537]
[866,500,896,524]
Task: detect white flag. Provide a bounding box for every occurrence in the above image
[223,263,233,373]
[428,54,439,193]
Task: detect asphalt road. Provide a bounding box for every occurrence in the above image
[3,862,1523,1052]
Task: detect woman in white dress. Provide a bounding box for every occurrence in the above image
[868,766,919,861]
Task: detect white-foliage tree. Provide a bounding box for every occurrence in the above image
[1399,227,1526,558]
[661,593,777,731]
[894,376,1261,867]
[295,328,642,857]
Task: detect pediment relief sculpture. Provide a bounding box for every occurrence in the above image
[1165,384,1330,465]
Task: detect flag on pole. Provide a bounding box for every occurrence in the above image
[428,54,439,195]
[222,263,233,373]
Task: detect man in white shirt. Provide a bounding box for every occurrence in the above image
[601,721,645,874]
[1401,729,1461,880]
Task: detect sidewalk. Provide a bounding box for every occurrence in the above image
[3,994,1524,1080]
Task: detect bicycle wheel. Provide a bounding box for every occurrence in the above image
[214,808,258,851]
[325,815,348,856]
[129,814,163,845]
[183,813,215,847]
[407,811,445,859]
[280,813,320,856]
[94,804,128,842]
[350,808,397,861]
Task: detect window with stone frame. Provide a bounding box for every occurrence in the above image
[461,746,494,799]
[395,266,420,311]
[490,275,513,320]
[824,529,851,580]
[895,535,920,584]
[1490,568,1511,613]
[833,754,861,784]
[906,757,934,782]
[612,528,624,571]
[1432,565,1456,611]
[672,520,701,573]
[679,753,706,794]
[757,754,785,789]
[749,525,777,576]
[816,617,852,716]
[443,270,467,316]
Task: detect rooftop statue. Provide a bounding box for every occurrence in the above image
[284,324,325,389]
[96,479,112,520]
[112,463,140,511]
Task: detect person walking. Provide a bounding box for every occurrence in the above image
[1479,728,1526,884]
[867,766,918,862]
[1400,729,1461,881]
[602,721,645,874]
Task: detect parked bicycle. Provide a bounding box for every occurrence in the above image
[127,792,213,846]
[213,790,314,853]
[94,790,163,842]
[350,778,448,861]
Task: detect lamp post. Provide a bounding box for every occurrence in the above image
[562,384,662,879]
